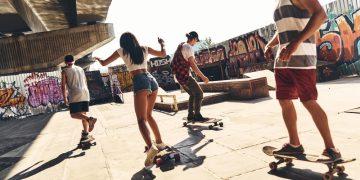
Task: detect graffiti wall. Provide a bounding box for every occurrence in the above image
[108,64,133,93]
[193,0,360,82]
[85,71,112,104]
[315,0,360,81]
[195,46,227,66]
[148,56,179,91]
[195,25,276,79]
[0,71,64,119]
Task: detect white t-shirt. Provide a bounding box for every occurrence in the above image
[181,43,195,61]
[116,46,149,71]
[63,65,90,103]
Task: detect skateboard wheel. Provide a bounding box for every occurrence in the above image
[323,172,333,180]
[156,158,163,166]
[174,153,180,162]
[183,122,187,127]
[269,162,277,171]
[285,158,293,165]
[219,122,224,127]
[209,125,213,129]
[336,165,345,174]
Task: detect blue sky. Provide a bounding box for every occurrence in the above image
[91,0,336,71]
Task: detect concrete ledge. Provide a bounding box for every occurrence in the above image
[199,77,269,100]
[155,92,229,112]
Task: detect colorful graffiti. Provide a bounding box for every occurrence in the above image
[227,30,273,77]
[108,65,133,93]
[24,73,63,108]
[0,82,28,118]
[85,71,112,104]
[314,0,360,79]
[195,46,226,66]
[149,56,178,91]
[316,9,360,62]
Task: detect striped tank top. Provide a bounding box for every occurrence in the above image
[274,0,317,69]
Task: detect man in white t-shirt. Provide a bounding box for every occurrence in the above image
[61,55,97,145]
[172,31,209,121]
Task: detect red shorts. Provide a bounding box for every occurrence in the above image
[275,68,318,102]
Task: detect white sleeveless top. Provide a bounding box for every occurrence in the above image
[63,65,90,103]
[116,46,149,71]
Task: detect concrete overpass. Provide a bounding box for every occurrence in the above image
[0,0,114,75]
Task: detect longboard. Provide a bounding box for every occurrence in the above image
[182,117,224,129]
[263,146,356,180]
[154,147,180,167]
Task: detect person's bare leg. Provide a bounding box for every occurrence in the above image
[146,90,163,144]
[279,100,301,146]
[302,100,335,148]
[71,112,90,132]
[134,90,152,148]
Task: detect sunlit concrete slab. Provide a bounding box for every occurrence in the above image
[8,0,73,32]
[0,1,30,33]
[0,23,114,75]
[76,0,112,24]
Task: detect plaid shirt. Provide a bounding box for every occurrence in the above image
[171,43,191,85]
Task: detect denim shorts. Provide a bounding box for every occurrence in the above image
[132,72,159,94]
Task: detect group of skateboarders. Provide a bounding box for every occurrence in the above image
[60,0,344,171]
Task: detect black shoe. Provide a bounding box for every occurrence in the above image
[187,113,194,121]
[273,143,305,156]
[322,148,342,162]
[193,114,209,122]
[80,131,92,143]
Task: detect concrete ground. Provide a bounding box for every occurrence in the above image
[0,77,359,180]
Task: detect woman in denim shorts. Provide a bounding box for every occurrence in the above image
[95,32,167,168]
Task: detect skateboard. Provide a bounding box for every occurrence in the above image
[77,136,96,150]
[144,146,181,167]
[154,147,181,167]
[182,117,224,129]
[263,146,356,180]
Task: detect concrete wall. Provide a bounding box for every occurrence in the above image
[148,56,179,91]
[0,23,114,76]
[195,0,360,82]
[0,71,64,120]
[195,25,276,79]
[108,65,133,93]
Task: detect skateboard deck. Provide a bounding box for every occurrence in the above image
[263,146,356,180]
[153,147,180,167]
[182,117,224,129]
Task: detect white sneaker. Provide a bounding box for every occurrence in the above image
[144,145,159,168]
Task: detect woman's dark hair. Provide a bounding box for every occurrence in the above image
[120,32,145,65]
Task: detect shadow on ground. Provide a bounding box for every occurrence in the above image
[8,148,85,180]
[268,165,353,180]
[0,113,55,178]
[131,124,223,179]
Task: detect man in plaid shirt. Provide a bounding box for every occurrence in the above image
[172,31,210,121]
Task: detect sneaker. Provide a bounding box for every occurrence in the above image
[273,143,305,156]
[187,113,194,121]
[88,117,97,132]
[193,114,209,122]
[144,145,159,167]
[80,131,93,143]
[322,148,342,162]
[154,142,169,151]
